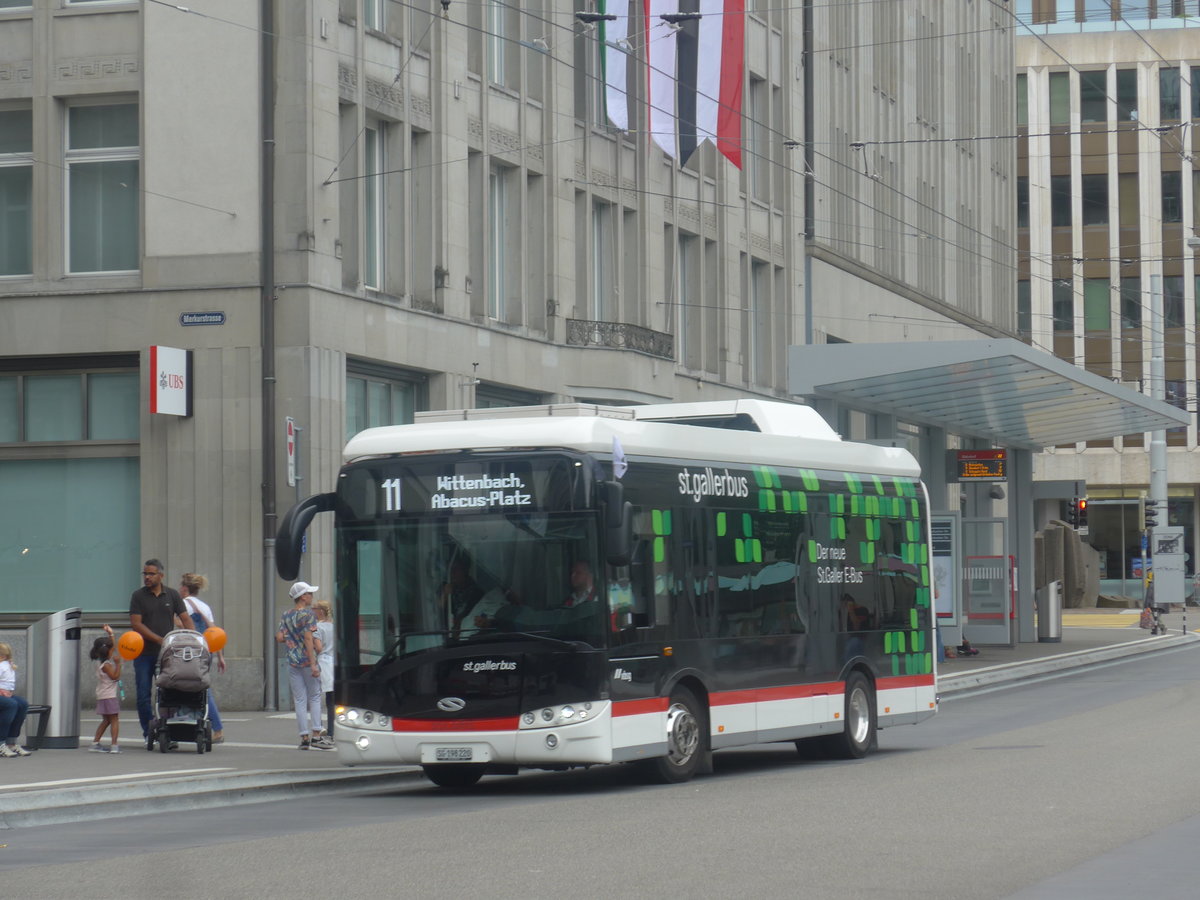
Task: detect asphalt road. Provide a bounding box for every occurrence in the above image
[4,644,1198,900]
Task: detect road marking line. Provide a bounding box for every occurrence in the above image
[0,768,232,790]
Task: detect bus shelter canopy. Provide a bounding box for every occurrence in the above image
[787,339,1190,450]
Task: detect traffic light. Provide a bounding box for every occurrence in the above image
[1067,497,1080,527]
[1144,499,1160,530]
[1077,497,1088,531]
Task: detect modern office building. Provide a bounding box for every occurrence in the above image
[1015,1,1200,600]
[4,1,1145,704]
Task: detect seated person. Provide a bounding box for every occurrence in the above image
[563,560,600,611]
[439,555,483,637]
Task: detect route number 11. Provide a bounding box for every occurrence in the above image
[381,477,402,512]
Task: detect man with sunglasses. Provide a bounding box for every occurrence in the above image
[129,559,192,741]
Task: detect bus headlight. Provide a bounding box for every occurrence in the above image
[337,707,392,731]
[519,701,608,729]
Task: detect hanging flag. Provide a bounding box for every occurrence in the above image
[602,1,630,131]
[612,435,628,480]
[647,0,680,159]
[602,2,744,168]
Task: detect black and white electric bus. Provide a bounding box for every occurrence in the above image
[276,400,937,787]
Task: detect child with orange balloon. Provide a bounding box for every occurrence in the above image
[88,625,122,753]
[180,573,226,743]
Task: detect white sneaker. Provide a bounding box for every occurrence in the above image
[108,746,122,754]
[88,743,109,753]
[0,744,19,758]
[11,745,30,757]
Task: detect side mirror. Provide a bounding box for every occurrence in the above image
[599,480,633,567]
[275,492,336,580]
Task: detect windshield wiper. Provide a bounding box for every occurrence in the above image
[460,630,588,650]
[378,630,452,664]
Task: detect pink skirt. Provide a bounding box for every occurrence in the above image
[96,698,120,716]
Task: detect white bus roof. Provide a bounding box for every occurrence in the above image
[343,401,920,478]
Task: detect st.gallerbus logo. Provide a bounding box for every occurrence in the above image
[677,467,749,503]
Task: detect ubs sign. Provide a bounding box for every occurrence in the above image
[149,345,193,417]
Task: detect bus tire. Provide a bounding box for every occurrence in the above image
[647,686,705,784]
[422,764,486,788]
[825,671,876,760]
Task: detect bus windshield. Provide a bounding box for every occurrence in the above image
[337,511,607,664]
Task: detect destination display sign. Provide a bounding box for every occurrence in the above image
[951,449,1007,482]
[340,456,588,519]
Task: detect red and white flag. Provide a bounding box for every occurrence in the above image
[602,1,744,169]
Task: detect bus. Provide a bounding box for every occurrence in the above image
[275,400,937,787]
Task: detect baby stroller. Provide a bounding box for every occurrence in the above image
[145,629,214,754]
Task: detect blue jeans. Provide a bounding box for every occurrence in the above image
[0,693,29,744]
[134,653,157,737]
[207,690,223,732]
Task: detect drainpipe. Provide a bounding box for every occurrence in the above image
[260,0,278,710]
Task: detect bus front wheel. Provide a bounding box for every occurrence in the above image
[647,687,705,784]
[423,763,486,788]
[824,671,876,760]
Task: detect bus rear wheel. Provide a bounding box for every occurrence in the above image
[423,763,486,788]
[646,687,705,784]
[824,671,876,760]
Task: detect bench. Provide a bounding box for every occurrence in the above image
[24,704,51,751]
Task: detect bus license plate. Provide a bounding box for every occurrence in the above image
[435,747,473,761]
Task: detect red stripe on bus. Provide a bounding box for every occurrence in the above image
[612,697,669,717]
[390,717,519,732]
[711,682,842,706]
[878,674,935,689]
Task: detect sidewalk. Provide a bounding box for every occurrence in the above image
[0,708,422,830]
[937,606,1200,697]
[2,610,1197,829]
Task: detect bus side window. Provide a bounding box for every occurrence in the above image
[614,508,658,633]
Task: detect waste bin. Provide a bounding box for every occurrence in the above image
[1036,581,1062,643]
[25,608,82,748]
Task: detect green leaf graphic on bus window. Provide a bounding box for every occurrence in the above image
[808,540,819,563]
[801,469,819,491]
[735,540,746,563]
[845,473,862,494]
[716,511,727,537]
[653,536,664,563]
[859,542,875,564]
[872,475,884,495]
[742,513,753,537]
[752,539,762,563]
[759,490,776,512]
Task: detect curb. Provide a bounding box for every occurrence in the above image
[936,632,1200,698]
[0,765,424,830]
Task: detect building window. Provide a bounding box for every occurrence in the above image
[1164,275,1185,327]
[1160,67,1181,121]
[1081,173,1108,225]
[1163,170,1184,223]
[0,108,32,277]
[1051,174,1072,227]
[591,199,613,320]
[487,0,506,86]
[1121,277,1142,328]
[364,0,383,31]
[1052,280,1074,332]
[1084,279,1110,331]
[487,164,509,320]
[345,366,423,442]
[363,125,383,291]
[1119,173,1139,227]
[1083,0,1112,20]
[66,102,139,274]
[1116,69,1138,122]
[475,385,541,409]
[1016,73,1028,127]
[1017,280,1032,335]
[1079,71,1107,123]
[0,359,140,614]
[1049,72,1070,126]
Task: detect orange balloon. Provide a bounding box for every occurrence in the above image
[204,626,227,653]
[118,630,144,660]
